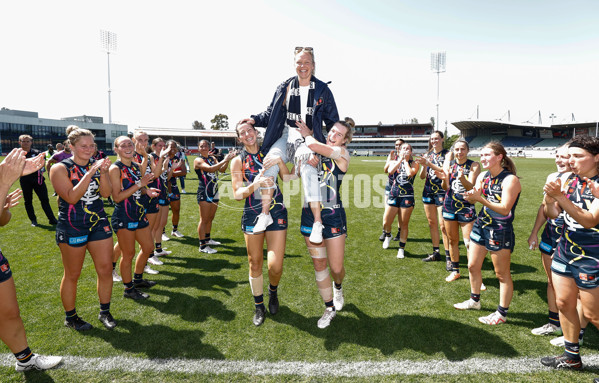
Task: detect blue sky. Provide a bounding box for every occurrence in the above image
[2,1,598,134]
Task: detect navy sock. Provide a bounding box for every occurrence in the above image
[112,262,116,271]
[14,347,33,363]
[470,293,480,302]
[173,225,178,231]
[325,299,335,310]
[445,250,450,257]
[206,232,211,240]
[155,242,162,251]
[200,239,207,249]
[548,310,560,327]
[100,302,110,315]
[133,273,143,283]
[564,340,581,360]
[399,241,406,249]
[254,294,265,309]
[124,281,134,290]
[451,261,460,272]
[269,284,278,294]
[65,308,77,321]
[334,282,342,290]
[497,305,509,317]
[433,247,440,254]
[384,231,391,237]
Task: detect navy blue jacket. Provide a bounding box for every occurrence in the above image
[251,76,339,154]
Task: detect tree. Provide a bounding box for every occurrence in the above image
[444,134,460,150]
[430,117,435,128]
[192,121,205,130]
[210,114,229,130]
[410,117,419,124]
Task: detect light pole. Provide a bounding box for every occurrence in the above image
[431,52,446,131]
[100,30,117,123]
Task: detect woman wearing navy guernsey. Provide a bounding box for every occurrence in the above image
[167,140,186,238]
[134,131,166,270]
[297,117,353,329]
[150,138,172,258]
[441,140,480,282]
[540,136,599,371]
[195,139,236,254]
[50,125,115,331]
[109,136,160,300]
[453,141,520,326]
[380,139,406,243]
[232,122,292,326]
[381,143,419,258]
[527,144,571,337]
[414,131,450,262]
[0,148,62,371]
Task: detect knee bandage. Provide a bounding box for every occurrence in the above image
[249,274,263,296]
[463,238,470,250]
[308,247,327,259]
[314,268,332,302]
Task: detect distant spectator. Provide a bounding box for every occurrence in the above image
[18,135,57,226]
[209,142,224,162]
[92,143,107,161]
[44,144,55,163]
[46,140,72,172]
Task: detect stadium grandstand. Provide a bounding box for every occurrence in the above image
[452,116,599,158]
[348,122,434,156]
[135,127,238,154]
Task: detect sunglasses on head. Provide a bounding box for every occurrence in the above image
[295,46,313,53]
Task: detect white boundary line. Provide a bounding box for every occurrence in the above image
[3,354,599,376]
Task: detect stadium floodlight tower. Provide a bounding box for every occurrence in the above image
[100,30,117,123]
[430,52,446,131]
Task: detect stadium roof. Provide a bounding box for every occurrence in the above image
[135,127,237,138]
[451,120,549,131]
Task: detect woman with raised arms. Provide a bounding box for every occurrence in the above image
[297,117,353,329]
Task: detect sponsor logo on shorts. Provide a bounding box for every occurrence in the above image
[128,222,139,229]
[158,199,166,204]
[301,225,312,234]
[103,226,112,234]
[551,259,567,273]
[422,197,432,203]
[580,273,595,282]
[388,199,396,205]
[1,263,9,273]
[69,235,88,245]
[278,219,286,225]
[331,227,340,234]
[470,232,481,242]
[443,212,455,220]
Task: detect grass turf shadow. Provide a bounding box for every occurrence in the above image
[85,319,225,359]
[270,303,518,360]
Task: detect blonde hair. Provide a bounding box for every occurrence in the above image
[66,125,94,146]
[294,48,315,76]
[113,135,131,150]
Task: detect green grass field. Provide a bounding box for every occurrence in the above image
[1,156,598,382]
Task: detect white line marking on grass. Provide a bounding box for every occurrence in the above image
[360,160,386,162]
[3,354,599,376]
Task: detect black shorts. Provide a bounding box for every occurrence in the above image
[242,207,288,234]
[386,195,414,209]
[539,222,561,256]
[56,218,113,247]
[442,205,476,223]
[469,222,515,252]
[552,245,599,289]
[145,196,160,214]
[422,190,444,206]
[169,185,181,202]
[111,209,150,233]
[300,207,347,240]
[197,188,219,203]
[0,250,12,283]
